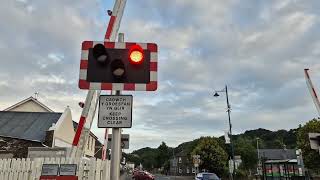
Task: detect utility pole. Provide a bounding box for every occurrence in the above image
[225,85,236,179]
[214,85,236,180]
[173,148,176,180]
[256,138,261,176]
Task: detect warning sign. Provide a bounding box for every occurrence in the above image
[98,95,133,128]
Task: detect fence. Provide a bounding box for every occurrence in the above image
[0,157,110,180]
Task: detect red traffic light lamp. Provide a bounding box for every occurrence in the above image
[129,44,144,64]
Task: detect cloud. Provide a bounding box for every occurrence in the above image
[1,0,320,151]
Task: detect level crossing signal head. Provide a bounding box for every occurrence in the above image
[79,41,158,91]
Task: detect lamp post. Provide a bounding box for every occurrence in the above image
[256,138,262,176]
[214,85,236,180]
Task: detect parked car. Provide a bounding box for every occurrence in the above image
[132,170,155,180]
[195,172,220,180]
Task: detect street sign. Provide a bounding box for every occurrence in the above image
[309,133,320,152]
[193,155,200,167]
[224,130,230,144]
[98,95,132,128]
[228,159,234,174]
[107,134,129,149]
[41,164,59,176]
[59,164,77,176]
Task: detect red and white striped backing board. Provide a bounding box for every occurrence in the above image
[79,41,158,91]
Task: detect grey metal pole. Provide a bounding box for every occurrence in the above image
[173,149,176,180]
[256,138,259,159]
[110,126,121,180]
[225,85,236,180]
[110,33,124,180]
[256,138,261,176]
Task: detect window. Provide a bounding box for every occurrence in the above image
[91,137,95,150]
[178,157,182,163]
[89,137,92,150]
[87,138,90,150]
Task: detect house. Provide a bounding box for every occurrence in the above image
[258,149,303,178]
[94,138,104,159]
[169,150,194,176]
[0,96,102,158]
[72,121,102,158]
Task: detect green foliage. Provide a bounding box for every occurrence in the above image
[125,144,173,171]
[235,164,250,178]
[297,119,320,174]
[123,153,140,166]
[125,127,301,174]
[192,137,228,177]
[233,128,297,149]
[156,142,171,168]
[175,138,202,157]
[234,137,258,171]
[126,147,158,170]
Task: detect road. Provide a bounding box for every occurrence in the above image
[120,173,194,180]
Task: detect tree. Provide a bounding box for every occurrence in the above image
[192,137,228,177]
[234,137,257,173]
[156,142,170,168]
[297,119,320,174]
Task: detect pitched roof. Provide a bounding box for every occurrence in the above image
[0,111,62,142]
[4,96,54,112]
[259,149,297,160]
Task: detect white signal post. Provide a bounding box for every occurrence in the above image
[110,33,125,180]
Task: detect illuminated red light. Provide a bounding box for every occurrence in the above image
[129,44,144,64]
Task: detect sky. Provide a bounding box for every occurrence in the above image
[1,0,320,152]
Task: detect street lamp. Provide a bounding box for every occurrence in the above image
[256,138,262,175]
[213,85,236,180]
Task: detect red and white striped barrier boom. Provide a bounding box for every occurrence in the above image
[304,68,320,117]
[70,0,127,159]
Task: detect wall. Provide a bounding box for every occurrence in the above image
[84,135,96,157]
[52,107,75,148]
[27,147,69,159]
[170,156,194,176]
[52,108,97,157]
[0,136,43,158]
[7,100,50,112]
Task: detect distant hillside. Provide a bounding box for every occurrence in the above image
[232,128,298,149]
[125,128,298,169]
